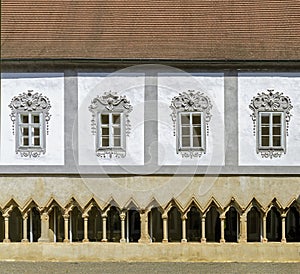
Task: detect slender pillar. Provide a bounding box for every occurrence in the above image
[281,214,286,243]
[162,214,168,243]
[82,214,89,242]
[3,216,10,243]
[262,214,268,243]
[238,213,247,243]
[220,214,225,243]
[63,214,70,243]
[201,215,206,243]
[120,212,126,243]
[181,215,187,243]
[101,214,107,242]
[38,212,50,242]
[138,211,151,243]
[21,213,29,243]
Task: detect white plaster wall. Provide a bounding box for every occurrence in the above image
[78,73,145,165]
[238,73,300,166]
[157,73,225,166]
[0,73,64,165]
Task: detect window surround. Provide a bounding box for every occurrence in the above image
[8,90,51,158]
[89,91,132,158]
[170,91,212,158]
[249,89,293,159]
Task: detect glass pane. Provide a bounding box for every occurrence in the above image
[261,136,269,147]
[192,114,201,125]
[273,114,281,124]
[182,137,190,147]
[21,115,29,123]
[261,115,269,124]
[114,138,121,147]
[272,126,281,135]
[102,127,109,136]
[33,115,40,123]
[181,126,190,135]
[102,137,109,147]
[261,127,269,135]
[34,138,40,146]
[22,128,29,136]
[114,127,121,136]
[181,114,190,125]
[112,114,120,125]
[33,128,40,136]
[273,136,281,146]
[193,137,201,147]
[23,137,29,146]
[193,126,201,136]
[101,114,109,124]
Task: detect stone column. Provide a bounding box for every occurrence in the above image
[21,213,29,243]
[162,214,168,243]
[201,215,206,243]
[220,214,225,243]
[262,214,268,243]
[281,214,286,243]
[3,216,10,243]
[82,214,89,243]
[101,213,108,242]
[238,213,247,243]
[181,215,187,243]
[138,211,151,243]
[63,214,70,243]
[120,212,126,243]
[38,212,50,242]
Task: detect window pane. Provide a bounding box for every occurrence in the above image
[273,114,281,124]
[114,138,121,147]
[261,127,269,135]
[23,137,29,146]
[33,115,40,123]
[101,114,109,124]
[114,127,121,136]
[182,137,190,147]
[261,137,270,147]
[33,128,40,136]
[181,114,190,125]
[102,127,109,136]
[22,127,29,136]
[193,137,201,147]
[181,126,190,135]
[102,137,109,147]
[21,115,29,123]
[34,138,40,146]
[273,136,281,146]
[192,114,201,125]
[261,115,269,124]
[272,126,281,135]
[193,126,201,136]
[112,114,120,125]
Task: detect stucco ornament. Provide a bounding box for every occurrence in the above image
[8,90,51,158]
[249,89,293,159]
[89,91,133,158]
[170,90,212,158]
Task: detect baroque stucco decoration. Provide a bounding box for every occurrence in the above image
[170,90,212,158]
[249,89,293,159]
[8,90,51,158]
[89,91,133,158]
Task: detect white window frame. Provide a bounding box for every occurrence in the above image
[96,112,124,150]
[178,112,204,151]
[258,112,284,150]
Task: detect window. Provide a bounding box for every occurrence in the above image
[89,91,132,158]
[170,91,212,158]
[9,91,51,158]
[249,89,292,158]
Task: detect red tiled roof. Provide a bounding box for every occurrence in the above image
[1,0,300,60]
